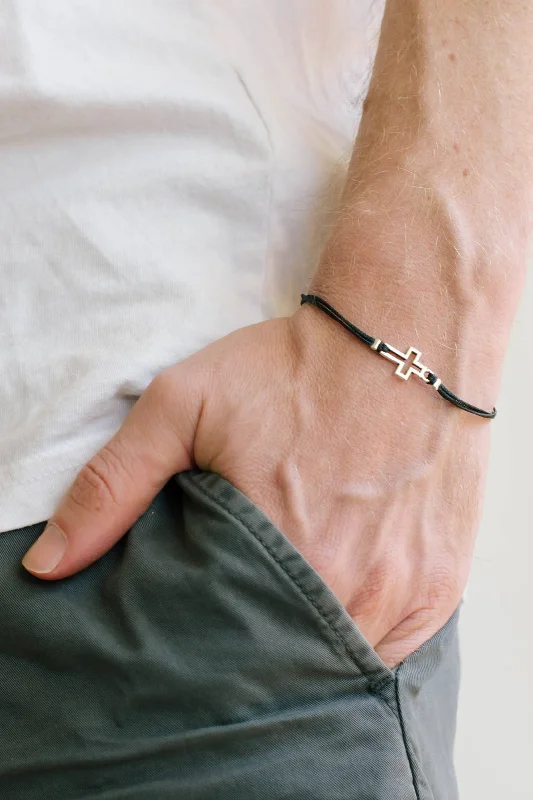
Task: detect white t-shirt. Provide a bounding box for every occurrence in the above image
[0,0,382,532]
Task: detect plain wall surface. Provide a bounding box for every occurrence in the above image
[455,267,533,798]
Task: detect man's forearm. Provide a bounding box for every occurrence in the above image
[310,0,533,411]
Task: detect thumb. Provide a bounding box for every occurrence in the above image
[22,368,203,580]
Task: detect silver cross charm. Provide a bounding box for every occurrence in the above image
[370,340,441,388]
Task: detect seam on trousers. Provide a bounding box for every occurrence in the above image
[367,677,399,716]
[395,666,424,800]
[191,480,395,692]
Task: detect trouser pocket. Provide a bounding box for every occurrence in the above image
[178,469,461,800]
[0,469,459,799]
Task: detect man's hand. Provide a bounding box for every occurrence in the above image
[22,304,488,667]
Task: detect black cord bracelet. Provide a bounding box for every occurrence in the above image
[300,294,497,420]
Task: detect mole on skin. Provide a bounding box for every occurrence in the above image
[448,53,456,62]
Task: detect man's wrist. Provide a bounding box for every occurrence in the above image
[305,192,520,414]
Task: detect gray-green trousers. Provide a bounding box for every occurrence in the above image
[0,471,460,799]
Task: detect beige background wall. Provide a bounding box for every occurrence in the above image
[456,268,533,798]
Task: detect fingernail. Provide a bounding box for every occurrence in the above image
[22,523,67,574]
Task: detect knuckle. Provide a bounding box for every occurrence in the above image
[69,448,122,513]
[348,557,395,617]
[366,555,396,595]
[425,566,460,607]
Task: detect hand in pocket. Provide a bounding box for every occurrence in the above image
[22,311,489,667]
